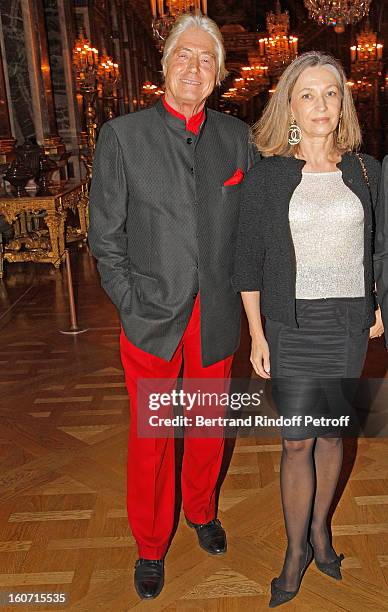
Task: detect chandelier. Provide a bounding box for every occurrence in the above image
[150,0,207,51]
[350,21,383,65]
[141,81,164,107]
[72,32,121,179]
[98,53,120,120]
[347,21,383,98]
[73,31,100,91]
[241,61,270,94]
[304,1,372,34]
[258,1,298,77]
[98,54,120,84]
[221,81,246,103]
[221,63,270,104]
[73,33,121,102]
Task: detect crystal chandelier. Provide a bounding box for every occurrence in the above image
[304,0,372,34]
[150,0,207,51]
[350,21,383,64]
[258,1,298,78]
[347,20,383,98]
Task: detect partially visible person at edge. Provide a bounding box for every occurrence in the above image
[232,50,388,608]
[379,155,388,332]
[88,13,257,600]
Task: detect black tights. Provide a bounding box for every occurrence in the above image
[276,436,343,591]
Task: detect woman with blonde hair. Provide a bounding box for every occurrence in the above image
[232,51,387,607]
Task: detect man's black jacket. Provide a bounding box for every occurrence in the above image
[88,99,256,366]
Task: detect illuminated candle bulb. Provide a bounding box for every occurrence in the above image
[377,44,383,60]
[259,39,265,55]
[350,46,356,62]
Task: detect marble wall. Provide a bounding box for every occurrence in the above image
[0,0,165,177]
[43,0,70,137]
[1,0,35,142]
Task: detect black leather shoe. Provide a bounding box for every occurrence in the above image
[134,559,164,599]
[186,518,227,555]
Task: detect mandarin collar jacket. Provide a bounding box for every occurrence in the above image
[88,100,257,366]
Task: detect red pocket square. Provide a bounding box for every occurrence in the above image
[223,168,244,186]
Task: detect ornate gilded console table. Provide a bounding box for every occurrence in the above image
[0,181,88,277]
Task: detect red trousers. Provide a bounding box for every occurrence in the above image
[120,296,233,559]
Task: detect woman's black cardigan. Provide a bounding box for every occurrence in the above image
[232,152,383,330]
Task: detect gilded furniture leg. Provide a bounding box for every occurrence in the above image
[20,211,28,235]
[58,212,66,256]
[77,194,88,235]
[85,196,89,230]
[45,212,62,268]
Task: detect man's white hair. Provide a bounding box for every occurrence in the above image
[161,13,227,85]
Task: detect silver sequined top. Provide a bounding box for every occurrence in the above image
[289,170,365,299]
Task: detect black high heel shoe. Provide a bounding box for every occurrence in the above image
[268,542,313,608]
[310,543,344,580]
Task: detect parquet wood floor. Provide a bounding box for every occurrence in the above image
[0,246,387,611]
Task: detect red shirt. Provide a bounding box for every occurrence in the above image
[162,97,205,135]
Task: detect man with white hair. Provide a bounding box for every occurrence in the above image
[89,13,256,599]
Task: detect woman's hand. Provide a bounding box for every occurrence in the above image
[240,292,270,377]
[251,335,271,379]
[369,306,384,339]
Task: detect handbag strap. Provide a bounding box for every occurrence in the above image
[355,152,378,298]
[355,152,370,188]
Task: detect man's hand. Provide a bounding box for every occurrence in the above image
[370,306,384,339]
[251,336,271,379]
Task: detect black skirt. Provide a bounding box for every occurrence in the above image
[265,298,369,439]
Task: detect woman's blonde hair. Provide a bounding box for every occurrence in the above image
[253,51,361,157]
[161,13,228,85]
